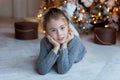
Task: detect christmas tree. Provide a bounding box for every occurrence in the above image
[37,0,120,33]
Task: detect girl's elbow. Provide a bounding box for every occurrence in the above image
[38,72,48,75]
[38,68,48,75]
[57,67,69,74]
[37,64,48,75]
[57,70,67,74]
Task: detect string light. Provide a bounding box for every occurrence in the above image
[105,24,109,28]
[107,8,110,12]
[43,7,47,11]
[115,7,119,12]
[91,15,94,17]
[37,14,42,19]
[86,21,89,23]
[81,9,85,13]
[106,15,110,19]
[78,18,81,22]
[63,0,67,5]
[92,18,95,21]
[73,15,77,19]
[78,7,81,11]
[38,0,120,33]
[98,12,101,17]
[94,21,97,24]
[42,30,46,34]
[99,5,102,8]
[83,27,86,30]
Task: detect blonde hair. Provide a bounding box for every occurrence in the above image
[43,8,69,31]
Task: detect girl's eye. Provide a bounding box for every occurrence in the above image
[61,26,65,30]
[51,29,56,32]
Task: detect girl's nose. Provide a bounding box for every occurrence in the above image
[57,30,62,36]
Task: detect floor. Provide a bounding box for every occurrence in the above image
[0,17,120,80]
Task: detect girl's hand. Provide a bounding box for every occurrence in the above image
[61,29,74,48]
[47,35,60,54]
[47,35,60,47]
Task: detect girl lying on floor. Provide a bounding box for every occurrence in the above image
[37,8,86,75]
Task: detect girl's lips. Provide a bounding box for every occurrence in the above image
[58,37,64,41]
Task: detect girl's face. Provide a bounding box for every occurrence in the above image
[46,18,69,44]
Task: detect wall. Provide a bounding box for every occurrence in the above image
[0,0,13,17]
[27,0,40,17]
[0,0,40,19]
[13,0,28,19]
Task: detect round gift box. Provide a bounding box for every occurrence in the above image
[14,21,38,40]
[94,27,116,45]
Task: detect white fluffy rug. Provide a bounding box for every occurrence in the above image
[0,18,120,80]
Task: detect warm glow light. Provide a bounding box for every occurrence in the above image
[40,30,46,34]
[63,0,67,4]
[74,16,77,19]
[94,21,97,24]
[78,18,81,21]
[86,21,89,23]
[81,9,85,13]
[106,16,109,19]
[80,18,83,20]
[83,27,86,30]
[99,5,102,8]
[76,20,79,23]
[92,18,95,20]
[109,12,112,14]
[42,30,46,34]
[37,14,42,19]
[92,15,94,17]
[105,24,109,28]
[43,7,47,10]
[98,12,101,17]
[100,0,105,3]
[116,7,119,12]
[78,7,81,11]
[107,8,110,12]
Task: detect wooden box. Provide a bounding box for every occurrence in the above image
[15,22,38,40]
[94,27,116,45]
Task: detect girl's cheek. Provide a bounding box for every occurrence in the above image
[50,34,56,38]
[50,34,53,38]
[68,29,71,34]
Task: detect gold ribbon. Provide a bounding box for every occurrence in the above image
[95,34,113,45]
[16,29,34,32]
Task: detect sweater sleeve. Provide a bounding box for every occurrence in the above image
[37,38,59,75]
[57,36,86,74]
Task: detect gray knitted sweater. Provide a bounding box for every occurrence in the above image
[37,35,86,75]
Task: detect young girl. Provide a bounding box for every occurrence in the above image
[37,8,86,75]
